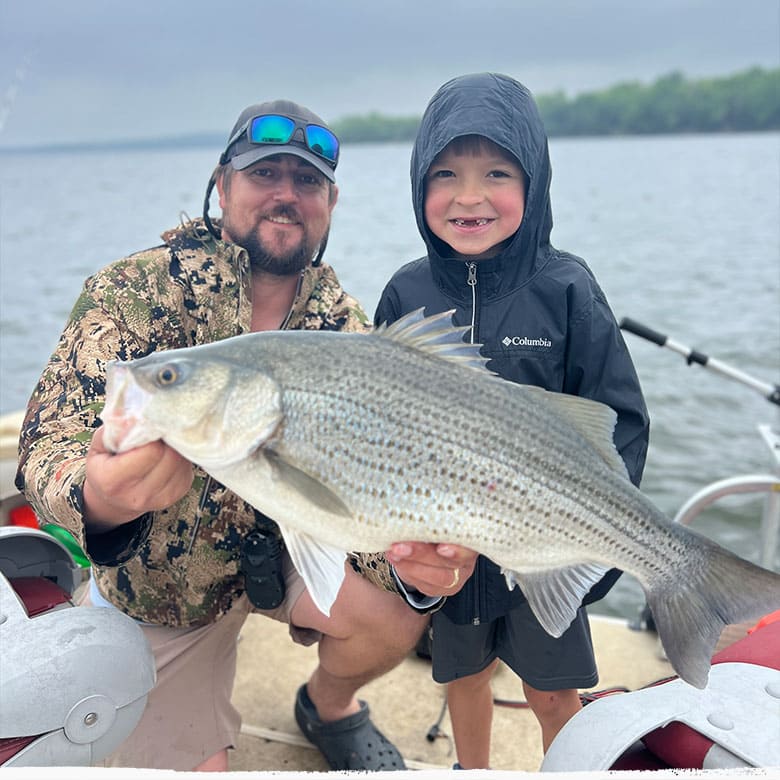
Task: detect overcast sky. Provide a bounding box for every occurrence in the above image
[1,0,778,148]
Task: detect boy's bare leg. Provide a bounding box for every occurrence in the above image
[447,659,499,768]
[522,682,582,752]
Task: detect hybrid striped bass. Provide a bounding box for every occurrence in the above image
[101,309,780,688]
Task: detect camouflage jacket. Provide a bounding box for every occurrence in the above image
[16,218,396,626]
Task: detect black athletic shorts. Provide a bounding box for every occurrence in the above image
[431,601,599,691]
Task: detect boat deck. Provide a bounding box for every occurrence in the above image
[228,612,678,772]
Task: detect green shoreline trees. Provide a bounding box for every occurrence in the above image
[333,67,779,141]
[2,67,777,153]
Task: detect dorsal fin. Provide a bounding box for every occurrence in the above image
[376,308,493,374]
[375,310,627,478]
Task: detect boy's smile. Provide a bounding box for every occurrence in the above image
[424,138,526,260]
[453,218,492,227]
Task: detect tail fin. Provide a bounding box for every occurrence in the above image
[647,543,780,688]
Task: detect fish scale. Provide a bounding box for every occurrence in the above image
[282,365,680,571]
[100,308,780,689]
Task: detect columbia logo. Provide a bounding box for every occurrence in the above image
[502,335,552,348]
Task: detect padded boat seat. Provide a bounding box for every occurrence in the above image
[541,620,780,771]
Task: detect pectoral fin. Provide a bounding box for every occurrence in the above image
[503,563,611,637]
[266,450,352,518]
[277,525,348,617]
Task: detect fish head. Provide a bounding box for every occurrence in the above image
[101,350,283,469]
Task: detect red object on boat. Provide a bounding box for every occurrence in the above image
[0,575,71,762]
[8,576,71,617]
[8,505,38,529]
[748,609,780,632]
[0,736,39,766]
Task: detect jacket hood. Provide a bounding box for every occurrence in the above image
[411,73,554,293]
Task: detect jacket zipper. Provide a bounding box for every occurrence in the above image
[465,261,482,624]
[466,262,478,344]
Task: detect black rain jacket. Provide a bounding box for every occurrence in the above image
[374,73,650,625]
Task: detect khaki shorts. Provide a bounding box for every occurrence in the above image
[85,551,319,770]
[251,551,322,647]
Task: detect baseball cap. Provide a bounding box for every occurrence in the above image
[220,99,338,182]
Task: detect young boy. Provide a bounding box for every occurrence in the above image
[378,73,650,768]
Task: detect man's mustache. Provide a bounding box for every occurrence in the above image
[264,207,301,223]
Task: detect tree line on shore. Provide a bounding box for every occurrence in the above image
[3,67,776,155]
[332,67,780,142]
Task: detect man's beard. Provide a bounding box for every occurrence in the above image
[241,231,313,276]
[224,210,324,276]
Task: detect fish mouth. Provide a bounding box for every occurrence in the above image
[101,364,161,453]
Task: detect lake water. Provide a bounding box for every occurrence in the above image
[1,133,778,619]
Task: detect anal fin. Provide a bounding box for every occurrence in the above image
[504,563,611,637]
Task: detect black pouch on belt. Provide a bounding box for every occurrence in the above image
[240,510,285,610]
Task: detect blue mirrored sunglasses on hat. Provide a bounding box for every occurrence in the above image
[222,114,339,168]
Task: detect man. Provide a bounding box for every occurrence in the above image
[14,99,440,771]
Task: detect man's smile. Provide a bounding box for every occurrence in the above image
[266,214,299,225]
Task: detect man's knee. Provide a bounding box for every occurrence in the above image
[295,566,427,648]
[393,605,429,650]
[355,583,428,648]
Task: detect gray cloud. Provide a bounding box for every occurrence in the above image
[1,0,777,146]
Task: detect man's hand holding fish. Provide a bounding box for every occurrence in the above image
[388,542,477,596]
[83,427,194,533]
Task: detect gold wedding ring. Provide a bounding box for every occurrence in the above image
[448,568,460,589]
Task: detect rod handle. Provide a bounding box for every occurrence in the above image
[619,317,667,347]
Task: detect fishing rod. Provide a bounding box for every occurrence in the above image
[619,318,780,407]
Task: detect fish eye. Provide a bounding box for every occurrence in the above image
[157,365,179,386]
